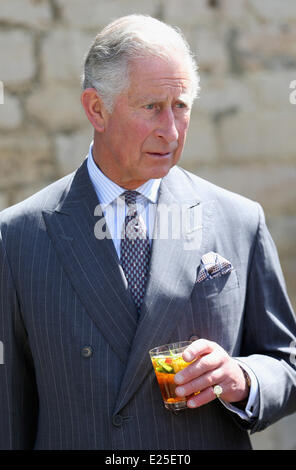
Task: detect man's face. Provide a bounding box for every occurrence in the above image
[96,53,193,189]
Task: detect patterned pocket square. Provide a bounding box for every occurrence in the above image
[196,251,233,283]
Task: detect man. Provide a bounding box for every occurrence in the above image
[0,15,295,450]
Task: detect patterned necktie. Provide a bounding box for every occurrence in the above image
[120,190,151,315]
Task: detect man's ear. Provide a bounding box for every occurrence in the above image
[80,88,108,132]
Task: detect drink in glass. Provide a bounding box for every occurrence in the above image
[149,341,197,411]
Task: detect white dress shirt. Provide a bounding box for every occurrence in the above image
[87,142,161,258]
[86,141,259,421]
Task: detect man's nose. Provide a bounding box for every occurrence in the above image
[155,108,179,143]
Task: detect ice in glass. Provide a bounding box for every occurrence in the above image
[149,341,197,411]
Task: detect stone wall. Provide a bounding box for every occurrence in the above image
[0,0,295,449]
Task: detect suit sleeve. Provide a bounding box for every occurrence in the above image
[0,226,38,449]
[237,203,296,433]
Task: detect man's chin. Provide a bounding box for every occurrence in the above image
[123,160,179,188]
[147,155,180,179]
[145,163,176,181]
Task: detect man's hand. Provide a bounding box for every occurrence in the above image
[174,339,249,408]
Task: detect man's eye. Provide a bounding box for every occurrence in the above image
[176,102,187,109]
[144,104,155,110]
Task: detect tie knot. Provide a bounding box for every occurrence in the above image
[122,190,138,207]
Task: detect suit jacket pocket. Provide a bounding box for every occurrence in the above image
[190,270,242,353]
[195,269,239,298]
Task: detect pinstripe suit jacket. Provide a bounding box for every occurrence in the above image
[0,159,296,450]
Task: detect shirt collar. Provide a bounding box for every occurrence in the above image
[87,141,161,208]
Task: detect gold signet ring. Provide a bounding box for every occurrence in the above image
[213,385,223,398]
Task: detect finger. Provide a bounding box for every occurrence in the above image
[175,368,225,398]
[182,338,214,362]
[186,386,217,409]
[175,349,223,385]
[186,380,229,408]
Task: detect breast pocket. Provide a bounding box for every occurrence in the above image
[190,270,242,354]
[196,269,239,297]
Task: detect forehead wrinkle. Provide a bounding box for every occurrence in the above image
[128,91,191,107]
[148,75,191,83]
[128,82,192,105]
[146,77,191,91]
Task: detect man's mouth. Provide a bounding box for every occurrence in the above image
[146,151,173,157]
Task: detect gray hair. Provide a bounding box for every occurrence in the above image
[82,14,200,112]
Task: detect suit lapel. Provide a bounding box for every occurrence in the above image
[114,170,215,414]
[42,160,138,365]
[42,160,215,412]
